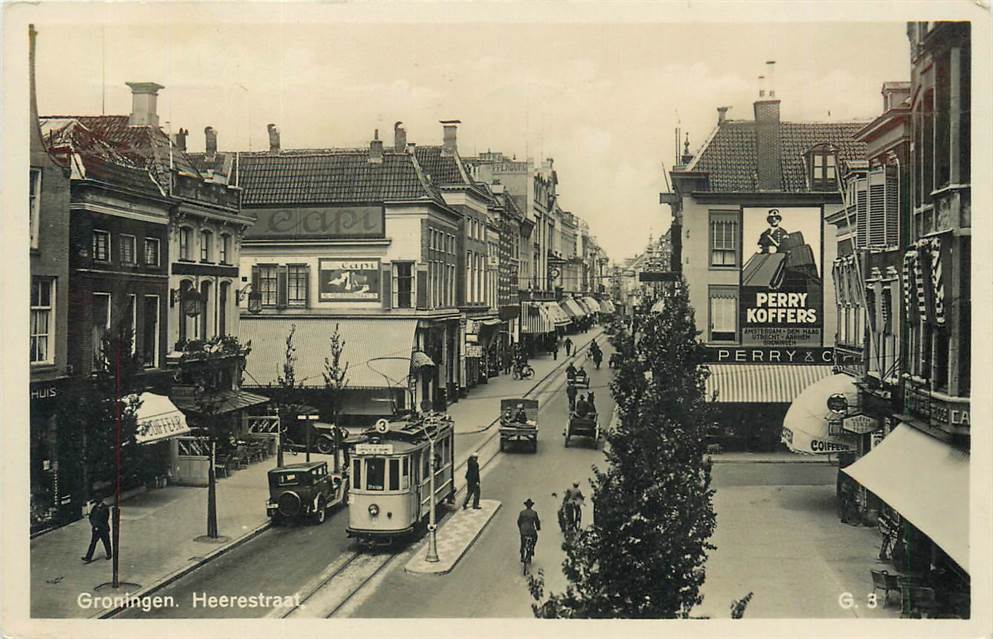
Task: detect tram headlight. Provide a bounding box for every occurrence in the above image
[368,503,380,517]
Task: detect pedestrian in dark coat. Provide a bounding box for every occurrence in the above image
[566,383,578,411]
[81,497,112,562]
[564,337,573,356]
[462,452,481,509]
[552,338,559,361]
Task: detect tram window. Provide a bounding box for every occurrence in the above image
[402,457,410,489]
[353,459,361,489]
[388,459,400,491]
[366,458,385,491]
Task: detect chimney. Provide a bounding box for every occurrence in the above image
[765,60,777,98]
[126,81,165,127]
[757,74,766,98]
[267,123,280,153]
[440,119,460,157]
[754,83,782,190]
[717,106,730,125]
[173,128,188,152]
[204,126,217,156]
[394,121,406,152]
[369,129,383,164]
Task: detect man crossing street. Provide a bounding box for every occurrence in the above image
[81,497,112,563]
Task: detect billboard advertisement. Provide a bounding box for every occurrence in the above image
[318,258,381,301]
[740,207,823,347]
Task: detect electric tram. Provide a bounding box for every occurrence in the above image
[346,412,456,544]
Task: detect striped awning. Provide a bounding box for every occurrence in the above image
[542,302,570,326]
[704,364,834,404]
[241,317,418,388]
[561,297,587,320]
[521,302,555,334]
[582,297,601,313]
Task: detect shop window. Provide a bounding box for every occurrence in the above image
[92,230,110,262]
[30,169,41,250]
[144,237,160,266]
[932,329,949,393]
[92,292,111,366]
[120,234,137,265]
[142,295,159,367]
[709,211,738,267]
[125,294,137,354]
[708,287,737,343]
[30,277,54,365]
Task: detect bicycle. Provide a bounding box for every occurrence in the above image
[521,534,537,575]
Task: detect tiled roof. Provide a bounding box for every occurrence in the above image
[187,152,228,176]
[233,150,446,207]
[39,117,165,196]
[60,115,204,184]
[689,119,868,192]
[413,146,468,186]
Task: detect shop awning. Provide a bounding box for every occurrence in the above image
[705,364,834,404]
[843,424,969,572]
[520,303,555,334]
[542,302,570,326]
[582,297,601,313]
[781,373,858,455]
[132,393,191,445]
[241,318,419,388]
[171,388,270,415]
[560,298,587,320]
[600,300,615,314]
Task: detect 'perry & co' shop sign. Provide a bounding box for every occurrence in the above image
[704,346,834,364]
[245,206,385,239]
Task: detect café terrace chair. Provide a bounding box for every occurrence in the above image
[870,569,901,606]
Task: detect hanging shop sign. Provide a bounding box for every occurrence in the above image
[465,344,483,358]
[842,414,881,435]
[740,207,824,347]
[318,259,381,301]
[247,206,385,239]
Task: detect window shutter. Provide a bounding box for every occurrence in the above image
[855,178,868,249]
[251,264,260,296]
[276,265,289,309]
[303,265,311,308]
[381,263,392,310]
[868,170,886,247]
[885,168,899,247]
[416,267,428,309]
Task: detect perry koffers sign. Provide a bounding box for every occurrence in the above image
[245,206,385,239]
[704,346,834,364]
[318,258,381,301]
[740,207,824,347]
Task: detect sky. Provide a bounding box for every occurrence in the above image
[30,14,910,262]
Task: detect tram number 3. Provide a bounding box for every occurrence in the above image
[837,592,878,610]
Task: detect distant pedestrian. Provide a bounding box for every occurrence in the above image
[81,497,112,563]
[566,383,578,412]
[463,451,481,510]
[564,337,573,356]
[552,338,559,361]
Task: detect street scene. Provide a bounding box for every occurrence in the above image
[5,5,987,637]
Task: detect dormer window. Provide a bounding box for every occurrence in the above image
[810,148,837,190]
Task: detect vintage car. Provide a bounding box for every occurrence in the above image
[498,398,539,453]
[266,460,347,525]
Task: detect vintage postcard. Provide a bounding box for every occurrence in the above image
[1,2,990,638]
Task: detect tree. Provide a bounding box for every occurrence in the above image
[528,278,718,618]
[322,323,349,425]
[270,324,300,467]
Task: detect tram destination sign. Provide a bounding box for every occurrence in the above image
[355,443,394,455]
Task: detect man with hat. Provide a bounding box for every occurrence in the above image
[462,451,481,510]
[513,403,529,425]
[517,498,541,562]
[81,496,112,563]
[757,208,789,254]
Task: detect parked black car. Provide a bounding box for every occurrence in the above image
[266,461,347,525]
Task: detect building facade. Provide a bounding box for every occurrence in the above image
[669,86,867,451]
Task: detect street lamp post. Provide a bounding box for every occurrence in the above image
[425,432,440,563]
[304,413,319,462]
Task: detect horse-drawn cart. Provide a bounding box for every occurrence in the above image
[499,398,539,453]
[567,367,591,390]
[565,410,601,448]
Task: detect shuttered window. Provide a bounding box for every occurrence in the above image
[709,211,737,267]
[855,179,867,248]
[287,265,309,307]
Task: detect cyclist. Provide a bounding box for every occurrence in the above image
[517,498,541,562]
[563,482,585,530]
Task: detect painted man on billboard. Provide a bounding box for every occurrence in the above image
[757,209,789,254]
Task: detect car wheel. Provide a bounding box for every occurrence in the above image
[316,435,334,455]
[313,496,327,524]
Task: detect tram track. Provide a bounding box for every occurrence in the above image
[274,329,605,618]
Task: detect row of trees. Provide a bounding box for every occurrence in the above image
[527,278,751,618]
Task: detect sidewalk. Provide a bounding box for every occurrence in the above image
[30,453,291,618]
[709,451,836,465]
